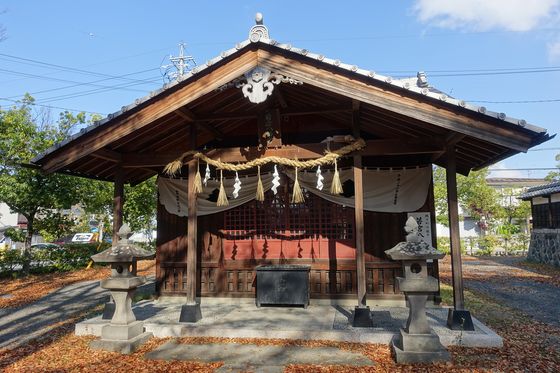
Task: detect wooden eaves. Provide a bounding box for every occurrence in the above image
[31,40,553,184]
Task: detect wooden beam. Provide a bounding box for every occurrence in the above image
[280,105,352,117]
[92,148,122,163]
[432,133,465,162]
[446,146,465,310]
[186,125,198,304]
[40,49,259,174]
[93,138,445,169]
[112,166,124,244]
[196,122,224,141]
[257,50,534,152]
[193,105,352,122]
[274,86,288,108]
[352,99,367,307]
[175,108,196,122]
[175,108,224,141]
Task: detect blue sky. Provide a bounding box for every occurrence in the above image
[1,0,560,178]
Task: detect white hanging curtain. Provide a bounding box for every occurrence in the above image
[158,173,274,217]
[158,167,431,216]
[284,167,431,213]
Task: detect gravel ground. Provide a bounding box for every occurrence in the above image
[0,277,154,349]
[461,256,560,327]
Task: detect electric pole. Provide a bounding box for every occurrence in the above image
[161,42,197,82]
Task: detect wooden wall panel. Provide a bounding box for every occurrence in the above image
[156,177,436,299]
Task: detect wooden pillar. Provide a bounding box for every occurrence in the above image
[445,147,465,310]
[186,126,198,305]
[180,124,202,322]
[446,146,474,330]
[354,156,366,307]
[112,166,124,243]
[350,100,372,327]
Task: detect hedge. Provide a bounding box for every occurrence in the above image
[0,242,111,277]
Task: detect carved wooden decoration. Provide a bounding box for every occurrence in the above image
[218,67,303,104]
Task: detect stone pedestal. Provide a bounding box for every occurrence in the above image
[391,281,450,363]
[90,281,153,354]
[392,329,450,363]
[180,302,202,323]
[89,224,155,354]
[352,306,374,327]
[384,217,451,364]
[90,320,152,354]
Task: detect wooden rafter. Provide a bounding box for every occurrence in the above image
[257,49,535,152]
[40,49,260,174]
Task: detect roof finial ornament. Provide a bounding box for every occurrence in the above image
[249,12,269,42]
[255,12,263,25]
[417,71,429,88]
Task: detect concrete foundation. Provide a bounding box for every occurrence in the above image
[77,300,503,348]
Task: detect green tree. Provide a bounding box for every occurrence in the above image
[545,154,560,182]
[34,211,77,243]
[124,177,157,241]
[0,98,89,272]
[433,166,501,233]
[494,187,531,253]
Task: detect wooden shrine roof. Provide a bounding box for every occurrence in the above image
[32,18,553,184]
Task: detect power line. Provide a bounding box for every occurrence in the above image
[528,148,560,152]
[34,77,161,104]
[5,67,160,100]
[0,68,153,94]
[0,97,106,115]
[488,168,558,171]
[0,52,160,85]
[467,98,560,104]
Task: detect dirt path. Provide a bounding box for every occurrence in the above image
[442,256,560,327]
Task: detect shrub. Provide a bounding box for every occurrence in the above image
[46,242,110,271]
[436,237,467,255]
[477,235,499,256]
[0,247,25,274]
[436,237,450,254]
[0,242,111,277]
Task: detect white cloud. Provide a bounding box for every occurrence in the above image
[413,0,560,32]
[487,162,525,178]
[547,39,560,60]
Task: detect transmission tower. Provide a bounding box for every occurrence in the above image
[161,42,197,83]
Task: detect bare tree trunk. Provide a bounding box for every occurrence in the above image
[22,217,33,275]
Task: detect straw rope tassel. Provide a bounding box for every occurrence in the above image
[164,138,366,176]
[217,169,229,207]
[193,160,203,194]
[256,166,264,202]
[292,167,305,204]
[330,159,343,195]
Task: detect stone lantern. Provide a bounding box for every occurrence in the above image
[89,224,155,354]
[385,217,450,363]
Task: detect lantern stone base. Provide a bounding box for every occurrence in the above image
[447,309,475,331]
[179,302,202,323]
[90,332,153,354]
[391,328,450,364]
[90,321,152,354]
[352,306,374,327]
